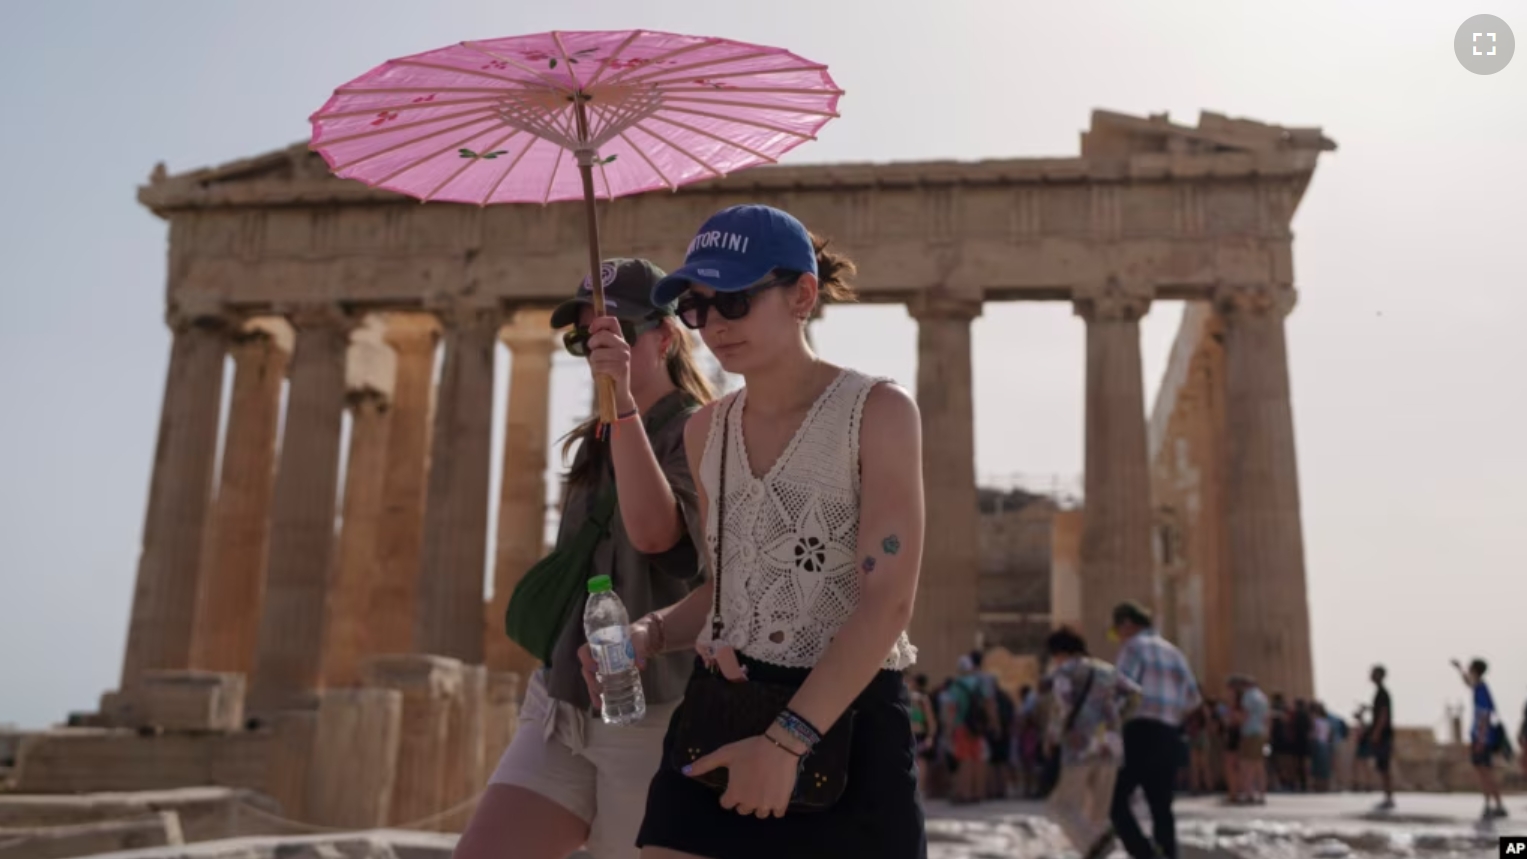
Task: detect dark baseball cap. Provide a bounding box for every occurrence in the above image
[549,258,677,329]
[650,205,818,306]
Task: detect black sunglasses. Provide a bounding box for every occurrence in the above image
[674,272,800,330]
[562,316,661,357]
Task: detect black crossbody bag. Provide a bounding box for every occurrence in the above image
[665,397,856,812]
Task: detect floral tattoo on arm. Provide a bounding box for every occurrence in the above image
[862,534,902,575]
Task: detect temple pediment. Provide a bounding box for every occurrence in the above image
[138,109,1336,216]
[1084,109,1337,157]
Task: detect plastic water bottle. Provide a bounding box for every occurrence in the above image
[584,575,646,725]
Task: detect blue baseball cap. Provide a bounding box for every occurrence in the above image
[650,205,818,306]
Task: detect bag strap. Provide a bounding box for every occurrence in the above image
[710,396,735,643]
[1065,665,1096,732]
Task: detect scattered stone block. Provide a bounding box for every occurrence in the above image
[361,656,462,830]
[0,786,278,843]
[305,689,402,829]
[100,672,246,732]
[439,666,485,832]
[0,811,183,859]
[480,672,520,784]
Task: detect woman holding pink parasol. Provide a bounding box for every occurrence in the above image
[632,205,928,859]
[453,261,714,859]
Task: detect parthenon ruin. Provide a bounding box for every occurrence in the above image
[5,109,1336,823]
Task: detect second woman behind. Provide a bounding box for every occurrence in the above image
[454,259,713,859]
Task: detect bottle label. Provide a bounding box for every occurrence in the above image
[590,625,636,675]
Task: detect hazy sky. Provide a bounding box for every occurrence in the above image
[2,1,1524,735]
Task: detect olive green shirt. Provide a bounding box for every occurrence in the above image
[544,391,705,709]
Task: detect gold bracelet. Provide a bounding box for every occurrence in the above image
[764,732,806,758]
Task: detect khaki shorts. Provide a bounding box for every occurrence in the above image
[1045,758,1119,852]
[489,670,680,859]
[1238,734,1267,761]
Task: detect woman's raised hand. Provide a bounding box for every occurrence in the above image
[584,316,635,409]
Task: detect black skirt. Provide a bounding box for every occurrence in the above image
[636,654,927,859]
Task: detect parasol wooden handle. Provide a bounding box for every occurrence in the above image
[595,376,618,424]
[573,93,618,428]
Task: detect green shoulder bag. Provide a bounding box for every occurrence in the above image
[503,484,618,664]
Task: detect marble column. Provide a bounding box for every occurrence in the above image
[249,306,355,713]
[1215,283,1313,699]
[1074,280,1155,660]
[906,292,983,682]
[415,304,501,663]
[120,308,230,688]
[486,310,557,674]
[191,318,293,676]
[322,317,398,688]
[369,314,441,658]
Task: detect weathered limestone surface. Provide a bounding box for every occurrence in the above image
[261,712,317,827]
[322,317,399,688]
[121,314,229,687]
[1074,281,1155,660]
[360,656,462,829]
[976,494,1057,655]
[486,310,557,675]
[12,730,268,795]
[0,786,277,842]
[439,666,486,833]
[1148,303,1232,693]
[249,308,354,714]
[370,314,440,660]
[43,832,459,859]
[306,689,403,829]
[191,319,292,676]
[480,672,521,785]
[141,113,1332,312]
[907,292,983,680]
[414,308,498,664]
[321,391,391,688]
[99,671,246,733]
[0,810,184,859]
[1216,283,1313,699]
[1049,510,1084,632]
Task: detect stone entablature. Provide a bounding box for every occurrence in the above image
[140,110,1330,318]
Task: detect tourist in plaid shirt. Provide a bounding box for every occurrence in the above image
[1108,601,1201,859]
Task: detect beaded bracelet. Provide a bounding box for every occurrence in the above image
[774,708,823,751]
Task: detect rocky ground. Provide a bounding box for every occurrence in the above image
[16,792,1523,859]
[928,792,1527,858]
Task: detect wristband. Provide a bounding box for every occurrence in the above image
[774,708,823,751]
[615,407,640,422]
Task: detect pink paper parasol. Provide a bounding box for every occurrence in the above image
[308,30,842,426]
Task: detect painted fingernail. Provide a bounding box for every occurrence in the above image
[682,765,693,775]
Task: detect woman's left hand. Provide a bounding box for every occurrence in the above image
[585,316,634,407]
[684,734,799,819]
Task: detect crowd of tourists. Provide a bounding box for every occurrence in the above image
[907,603,1201,859]
[908,612,1527,858]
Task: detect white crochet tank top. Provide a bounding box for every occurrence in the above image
[698,368,918,671]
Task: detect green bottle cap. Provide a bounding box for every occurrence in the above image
[588,575,613,594]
